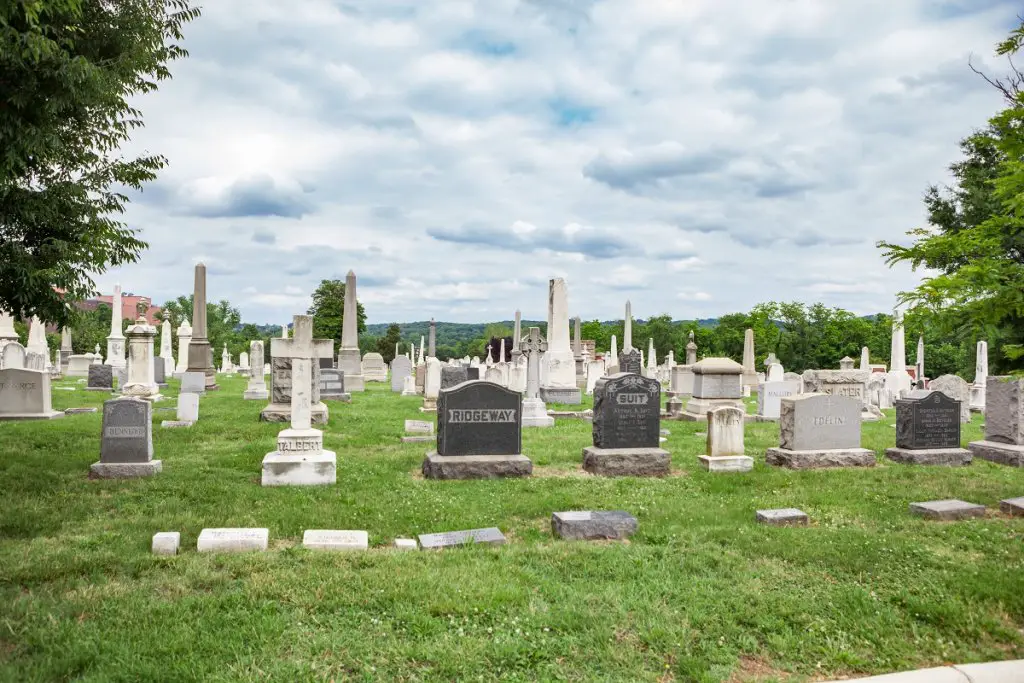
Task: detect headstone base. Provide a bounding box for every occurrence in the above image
[261,451,337,486]
[243,388,269,401]
[0,410,64,421]
[420,398,437,413]
[698,455,754,472]
[259,402,328,424]
[582,446,671,477]
[967,440,1024,467]
[539,386,582,405]
[89,460,162,479]
[322,392,352,403]
[523,397,554,427]
[765,447,876,469]
[885,447,972,466]
[84,387,114,392]
[401,387,420,397]
[679,397,746,421]
[551,511,637,540]
[422,453,533,480]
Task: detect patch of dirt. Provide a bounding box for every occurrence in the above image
[727,655,792,682]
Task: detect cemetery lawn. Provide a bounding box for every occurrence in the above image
[3,379,1024,683]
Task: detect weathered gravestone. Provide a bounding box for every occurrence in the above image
[756,380,800,420]
[90,397,161,478]
[928,374,972,423]
[85,364,113,392]
[260,350,330,424]
[680,357,745,421]
[968,376,1024,466]
[440,366,468,390]
[361,352,388,382]
[618,349,642,375]
[390,355,412,393]
[699,405,751,472]
[802,369,879,421]
[765,393,876,469]
[319,368,350,402]
[583,372,670,476]
[422,380,531,479]
[886,390,971,466]
[0,367,63,420]
[180,371,205,395]
[153,358,167,387]
[551,511,637,541]
[162,392,199,429]
[418,527,506,549]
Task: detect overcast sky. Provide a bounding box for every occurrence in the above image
[104,0,1017,325]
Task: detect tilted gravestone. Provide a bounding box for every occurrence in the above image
[422,380,531,479]
[85,364,113,392]
[766,393,875,469]
[968,376,1024,466]
[618,349,642,375]
[886,390,970,465]
[90,397,161,478]
[584,373,669,476]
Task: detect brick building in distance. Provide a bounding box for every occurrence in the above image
[77,292,163,326]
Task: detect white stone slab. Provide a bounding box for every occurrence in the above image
[152,531,180,556]
[197,528,268,553]
[405,419,434,434]
[698,455,754,472]
[302,529,368,551]
[393,538,418,550]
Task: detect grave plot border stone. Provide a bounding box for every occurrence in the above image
[152,532,180,556]
[885,390,972,466]
[423,380,532,480]
[551,511,638,540]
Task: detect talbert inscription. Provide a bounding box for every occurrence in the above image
[278,436,322,452]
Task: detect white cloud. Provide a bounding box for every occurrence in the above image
[100,0,1018,325]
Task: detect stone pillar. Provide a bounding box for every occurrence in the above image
[609,335,618,368]
[186,263,217,390]
[27,316,51,371]
[971,340,988,412]
[915,335,925,382]
[539,278,581,404]
[891,309,906,372]
[647,338,656,378]
[337,269,365,392]
[623,300,633,351]
[158,320,174,376]
[511,310,522,360]
[0,310,18,343]
[428,318,436,358]
[60,327,73,370]
[175,319,192,375]
[106,284,126,369]
[860,346,870,370]
[741,328,757,389]
[122,316,160,400]
[686,330,697,365]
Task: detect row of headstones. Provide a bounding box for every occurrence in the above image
[150,512,641,555]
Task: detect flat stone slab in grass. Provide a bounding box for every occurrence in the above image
[967,440,1024,467]
[422,453,532,480]
[698,455,754,472]
[64,407,98,414]
[910,499,986,521]
[160,420,194,429]
[89,461,162,479]
[418,527,505,549]
[551,511,637,540]
[302,530,368,551]
[1000,497,1024,516]
[401,435,434,443]
[765,447,876,469]
[197,528,269,553]
[404,419,434,434]
[152,532,180,556]
[885,447,972,466]
[393,538,418,550]
[756,508,809,526]
[582,446,671,477]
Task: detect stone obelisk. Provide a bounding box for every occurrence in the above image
[186,262,217,390]
[741,328,757,389]
[106,283,126,368]
[159,320,174,377]
[539,278,581,404]
[337,269,365,392]
[0,309,18,344]
[174,319,191,376]
[623,300,633,352]
[428,318,436,358]
[511,309,522,361]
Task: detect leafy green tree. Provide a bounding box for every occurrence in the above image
[0,0,200,326]
[159,295,247,360]
[375,324,402,364]
[307,279,366,354]
[879,21,1024,372]
[72,303,112,354]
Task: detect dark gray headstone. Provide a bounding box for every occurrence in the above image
[418,527,505,549]
[319,368,346,398]
[440,366,469,390]
[153,360,166,385]
[319,357,334,369]
[437,381,522,456]
[100,397,153,463]
[466,367,480,381]
[896,390,961,450]
[87,364,113,389]
[618,349,642,375]
[592,372,661,449]
[271,357,318,404]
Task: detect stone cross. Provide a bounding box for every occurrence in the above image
[486,343,493,364]
[275,315,318,431]
[520,327,548,400]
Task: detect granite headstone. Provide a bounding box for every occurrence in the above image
[592,372,661,449]
[895,390,961,450]
[618,349,642,375]
[436,381,522,456]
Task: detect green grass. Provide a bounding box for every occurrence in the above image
[1,377,1023,682]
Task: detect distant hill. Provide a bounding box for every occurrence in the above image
[365,318,721,343]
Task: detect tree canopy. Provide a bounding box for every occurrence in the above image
[307,279,367,354]
[0,0,200,326]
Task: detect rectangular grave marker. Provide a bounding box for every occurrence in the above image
[592,373,661,449]
[895,390,961,449]
[436,381,522,456]
[418,527,505,549]
[197,528,269,553]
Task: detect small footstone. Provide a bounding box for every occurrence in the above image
[405,419,433,434]
[160,420,194,429]
[197,528,269,553]
[999,497,1024,516]
[65,407,98,415]
[418,527,505,549]
[401,435,434,443]
[151,531,180,556]
[698,455,754,472]
[302,530,368,551]
[393,538,418,550]
[551,511,637,540]
[909,499,986,521]
[756,508,809,526]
